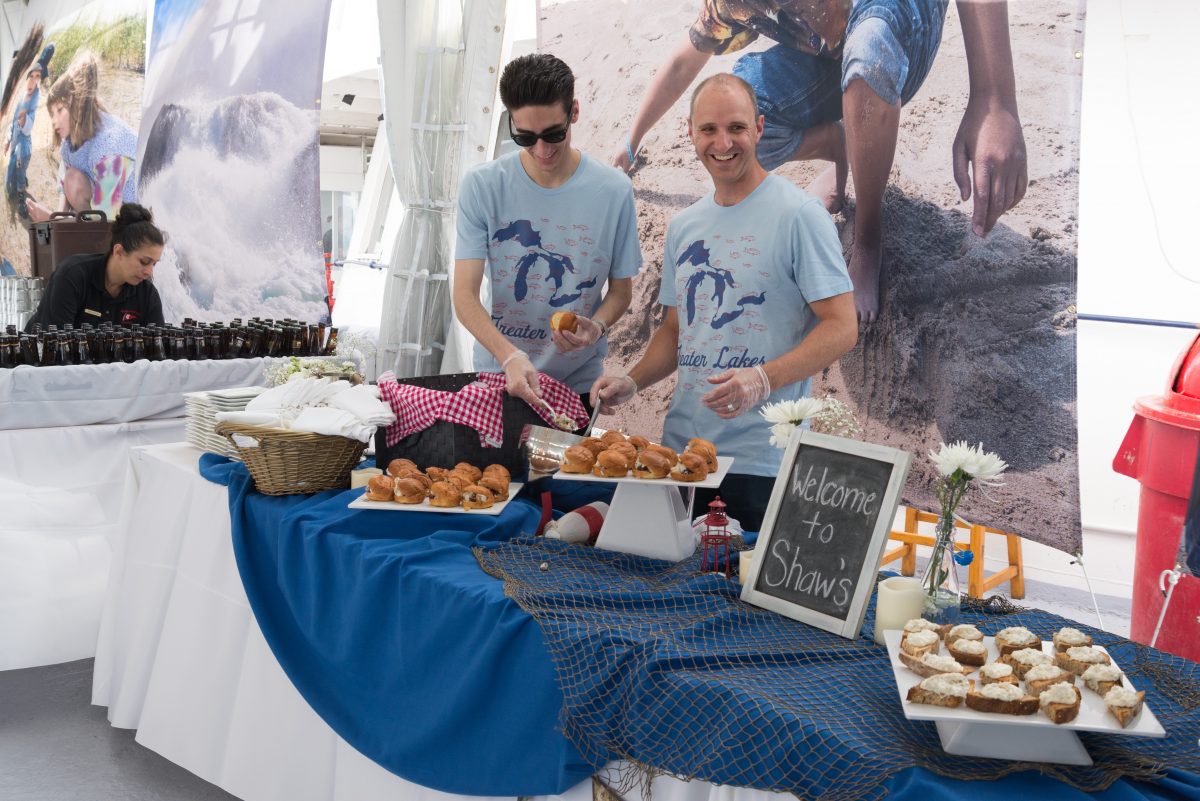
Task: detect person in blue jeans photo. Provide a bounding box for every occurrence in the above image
[611,0,1027,324]
[4,63,45,221]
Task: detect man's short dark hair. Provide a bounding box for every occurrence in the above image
[499,53,574,115]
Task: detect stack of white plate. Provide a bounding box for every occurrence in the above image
[184,386,266,459]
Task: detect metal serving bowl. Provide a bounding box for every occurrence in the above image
[519,423,584,475]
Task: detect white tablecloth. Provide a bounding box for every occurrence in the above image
[0,419,185,670]
[0,357,279,670]
[0,358,280,429]
[92,444,788,801]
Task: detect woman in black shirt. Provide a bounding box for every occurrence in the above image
[25,203,166,330]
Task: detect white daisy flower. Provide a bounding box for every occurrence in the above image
[759,397,825,427]
[768,422,796,449]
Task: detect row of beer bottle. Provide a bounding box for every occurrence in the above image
[0,319,339,368]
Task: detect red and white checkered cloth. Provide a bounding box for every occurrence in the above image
[377,372,589,448]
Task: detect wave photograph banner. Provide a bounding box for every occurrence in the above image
[137,0,333,323]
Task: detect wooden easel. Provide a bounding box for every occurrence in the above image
[881,507,1025,599]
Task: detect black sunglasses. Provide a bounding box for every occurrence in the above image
[508,116,571,148]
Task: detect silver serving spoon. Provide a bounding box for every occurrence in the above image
[584,398,602,436]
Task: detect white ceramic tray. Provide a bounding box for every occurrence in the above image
[553,455,734,490]
[884,630,1165,765]
[348,483,524,516]
[208,386,266,400]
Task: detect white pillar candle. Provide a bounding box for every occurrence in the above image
[350,467,383,488]
[873,576,926,645]
[738,549,756,585]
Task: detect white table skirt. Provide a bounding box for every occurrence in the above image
[0,419,186,670]
[0,356,279,670]
[0,357,280,430]
[92,444,791,801]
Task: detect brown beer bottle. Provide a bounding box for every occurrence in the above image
[76,332,94,365]
[131,328,146,361]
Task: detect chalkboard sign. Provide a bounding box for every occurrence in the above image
[740,429,911,639]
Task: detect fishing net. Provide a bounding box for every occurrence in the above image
[476,537,1200,800]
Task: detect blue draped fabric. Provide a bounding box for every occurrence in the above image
[200,454,1200,800]
[201,454,604,795]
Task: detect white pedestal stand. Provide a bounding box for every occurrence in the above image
[934,720,1093,766]
[555,456,733,563]
[594,481,697,562]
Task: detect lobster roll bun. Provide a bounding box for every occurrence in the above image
[479,474,510,501]
[645,443,679,467]
[393,478,427,504]
[550,311,578,333]
[482,464,511,483]
[579,437,606,456]
[686,441,718,472]
[365,475,395,501]
[461,484,495,510]
[671,451,709,482]
[386,458,419,477]
[453,463,483,483]
[592,449,629,478]
[429,481,463,508]
[633,450,671,479]
[607,442,638,469]
[561,445,597,474]
[599,429,627,448]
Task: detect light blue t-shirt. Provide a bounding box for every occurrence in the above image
[659,175,852,477]
[456,151,642,392]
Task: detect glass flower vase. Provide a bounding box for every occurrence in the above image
[921,515,962,626]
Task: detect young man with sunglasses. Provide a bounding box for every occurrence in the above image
[453,53,642,410]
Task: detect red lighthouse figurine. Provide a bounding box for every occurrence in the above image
[700,497,733,577]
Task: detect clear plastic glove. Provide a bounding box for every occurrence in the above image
[700,365,770,419]
[501,351,541,405]
[552,315,603,353]
[590,374,637,415]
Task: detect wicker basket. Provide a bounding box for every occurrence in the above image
[214,422,366,496]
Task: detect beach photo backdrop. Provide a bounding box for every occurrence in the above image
[539,0,1085,553]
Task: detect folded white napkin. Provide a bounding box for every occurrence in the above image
[213,411,289,428]
[327,384,394,426]
[290,406,374,443]
[244,381,296,412]
[238,377,384,441]
[246,377,345,413]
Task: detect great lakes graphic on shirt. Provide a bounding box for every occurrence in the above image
[675,236,770,394]
[678,239,768,329]
[489,219,603,346]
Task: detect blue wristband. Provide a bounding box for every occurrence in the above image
[626,138,636,165]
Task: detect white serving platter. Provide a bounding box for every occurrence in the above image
[553,455,734,490]
[884,629,1165,765]
[348,483,524,516]
[208,386,266,400]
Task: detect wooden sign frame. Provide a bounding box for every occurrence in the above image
[740,429,911,639]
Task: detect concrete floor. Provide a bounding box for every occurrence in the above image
[0,659,237,801]
[0,576,1132,801]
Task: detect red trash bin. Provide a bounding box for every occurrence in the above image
[1113,332,1200,661]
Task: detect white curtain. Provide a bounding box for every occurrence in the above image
[375,0,506,378]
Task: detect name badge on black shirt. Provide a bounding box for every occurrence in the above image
[84,308,102,317]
